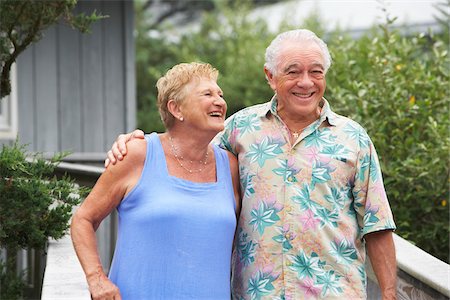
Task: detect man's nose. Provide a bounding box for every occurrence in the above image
[296,72,314,88]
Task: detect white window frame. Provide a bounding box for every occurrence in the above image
[0,63,18,139]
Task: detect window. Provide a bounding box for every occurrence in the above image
[0,64,18,139]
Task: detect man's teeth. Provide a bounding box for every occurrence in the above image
[209,112,222,117]
[293,92,313,98]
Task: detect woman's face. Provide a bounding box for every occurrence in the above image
[178,78,227,135]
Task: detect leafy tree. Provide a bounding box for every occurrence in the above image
[137,0,287,30]
[137,0,215,30]
[135,0,181,133]
[0,0,106,99]
[0,142,89,299]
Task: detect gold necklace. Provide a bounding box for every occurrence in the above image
[168,135,209,173]
[291,126,307,140]
[288,107,321,140]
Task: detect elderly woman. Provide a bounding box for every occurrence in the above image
[71,62,240,300]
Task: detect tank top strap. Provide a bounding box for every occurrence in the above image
[142,132,167,179]
[213,144,232,187]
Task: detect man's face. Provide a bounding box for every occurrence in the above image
[265,42,326,122]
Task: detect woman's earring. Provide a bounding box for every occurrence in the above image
[179,116,184,121]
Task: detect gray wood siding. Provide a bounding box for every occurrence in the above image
[103,2,127,150]
[59,5,83,153]
[36,26,59,152]
[16,43,35,147]
[1,0,135,156]
[81,0,105,153]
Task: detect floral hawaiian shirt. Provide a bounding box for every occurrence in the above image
[217,97,396,300]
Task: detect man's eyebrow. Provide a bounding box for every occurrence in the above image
[283,64,300,72]
[311,62,324,69]
[283,62,324,72]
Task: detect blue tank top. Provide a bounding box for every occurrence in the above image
[108,133,236,299]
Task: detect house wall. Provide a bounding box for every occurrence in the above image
[0,0,135,158]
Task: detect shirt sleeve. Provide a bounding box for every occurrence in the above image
[352,132,396,238]
[214,114,238,156]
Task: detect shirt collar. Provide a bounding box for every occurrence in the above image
[264,95,338,126]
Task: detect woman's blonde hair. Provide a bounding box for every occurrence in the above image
[157,62,219,129]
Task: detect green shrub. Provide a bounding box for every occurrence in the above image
[326,20,449,262]
[0,141,89,299]
[0,261,25,300]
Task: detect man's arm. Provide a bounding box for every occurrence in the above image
[104,129,145,167]
[365,230,397,300]
[351,130,397,299]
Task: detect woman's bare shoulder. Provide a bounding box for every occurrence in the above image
[109,138,147,173]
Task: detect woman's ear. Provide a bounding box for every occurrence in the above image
[167,99,182,120]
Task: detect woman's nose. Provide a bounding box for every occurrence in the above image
[214,96,226,106]
[213,96,227,112]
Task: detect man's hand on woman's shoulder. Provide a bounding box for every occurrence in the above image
[105,129,145,168]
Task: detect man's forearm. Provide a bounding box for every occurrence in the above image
[365,230,397,300]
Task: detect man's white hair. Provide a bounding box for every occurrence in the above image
[264,29,332,74]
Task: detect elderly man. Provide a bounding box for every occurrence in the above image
[106,29,397,299]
